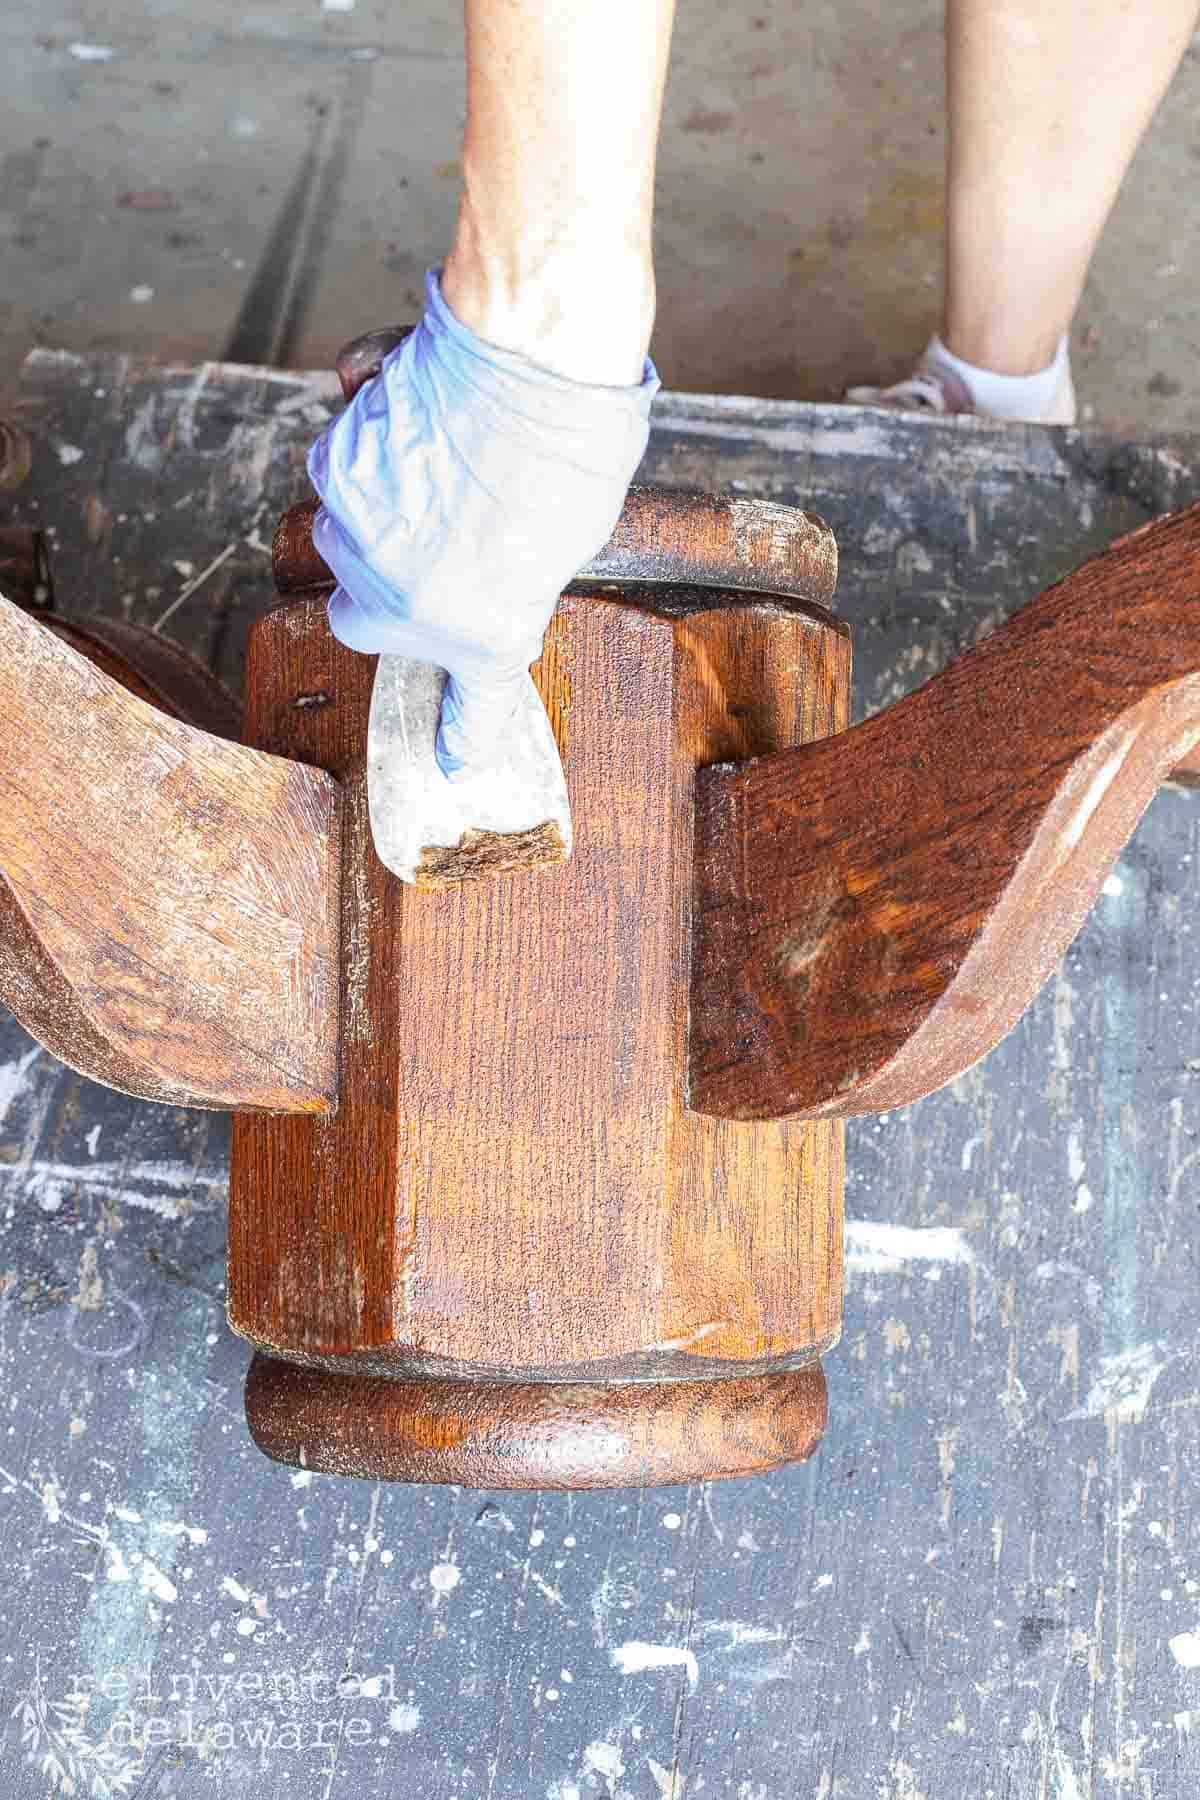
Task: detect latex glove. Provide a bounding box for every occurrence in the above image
[307,266,661,779]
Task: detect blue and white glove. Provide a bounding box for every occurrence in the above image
[307,266,661,779]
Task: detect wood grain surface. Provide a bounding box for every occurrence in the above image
[244,1357,829,1489]
[231,587,849,1481]
[0,592,341,1111]
[690,500,1200,1119]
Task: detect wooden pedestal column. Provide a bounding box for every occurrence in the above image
[231,583,850,1488]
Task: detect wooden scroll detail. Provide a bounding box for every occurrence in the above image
[690,501,1200,1121]
[0,593,340,1111]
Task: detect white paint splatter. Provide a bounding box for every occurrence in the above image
[648,1757,685,1800]
[221,1575,251,1603]
[7,1158,224,1220]
[661,1512,682,1531]
[106,1544,132,1583]
[154,1521,206,1545]
[139,1560,177,1603]
[700,1620,784,1649]
[85,1125,101,1157]
[582,1741,626,1786]
[291,1470,313,1489]
[68,42,116,60]
[429,1561,460,1594]
[389,1703,420,1733]
[0,1048,40,1127]
[1065,1341,1170,1422]
[113,1506,142,1524]
[129,286,155,305]
[1169,1631,1200,1668]
[610,1641,699,1689]
[1102,873,1123,898]
[56,443,85,466]
[845,1222,974,1274]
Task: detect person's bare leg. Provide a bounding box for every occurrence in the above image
[441,0,677,387]
[944,0,1200,375]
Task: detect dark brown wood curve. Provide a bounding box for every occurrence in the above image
[689,501,1200,1120]
[271,486,838,609]
[244,1356,828,1490]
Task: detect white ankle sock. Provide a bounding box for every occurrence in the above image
[926,332,1070,421]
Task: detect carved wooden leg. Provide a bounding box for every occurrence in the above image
[689,502,1200,1120]
[231,582,850,1487]
[0,590,339,1110]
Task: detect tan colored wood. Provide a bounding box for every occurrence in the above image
[689,500,1200,1120]
[230,585,849,1485]
[0,593,341,1111]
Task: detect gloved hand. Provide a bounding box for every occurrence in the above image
[307,266,661,779]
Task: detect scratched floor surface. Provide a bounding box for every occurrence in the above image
[1,353,1199,1798]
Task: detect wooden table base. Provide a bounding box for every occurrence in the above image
[226,522,849,1488]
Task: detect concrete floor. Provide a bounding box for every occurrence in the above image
[2,2,1199,430]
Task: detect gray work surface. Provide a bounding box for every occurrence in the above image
[1,352,1199,1799]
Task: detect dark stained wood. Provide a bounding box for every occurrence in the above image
[333,323,412,398]
[0,592,341,1111]
[270,486,840,609]
[244,1359,828,1489]
[230,586,849,1484]
[43,614,242,742]
[690,500,1200,1120]
[0,524,53,610]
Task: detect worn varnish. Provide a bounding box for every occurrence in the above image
[690,500,1200,1119]
[232,585,849,1485]
[0,592,340,1111]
